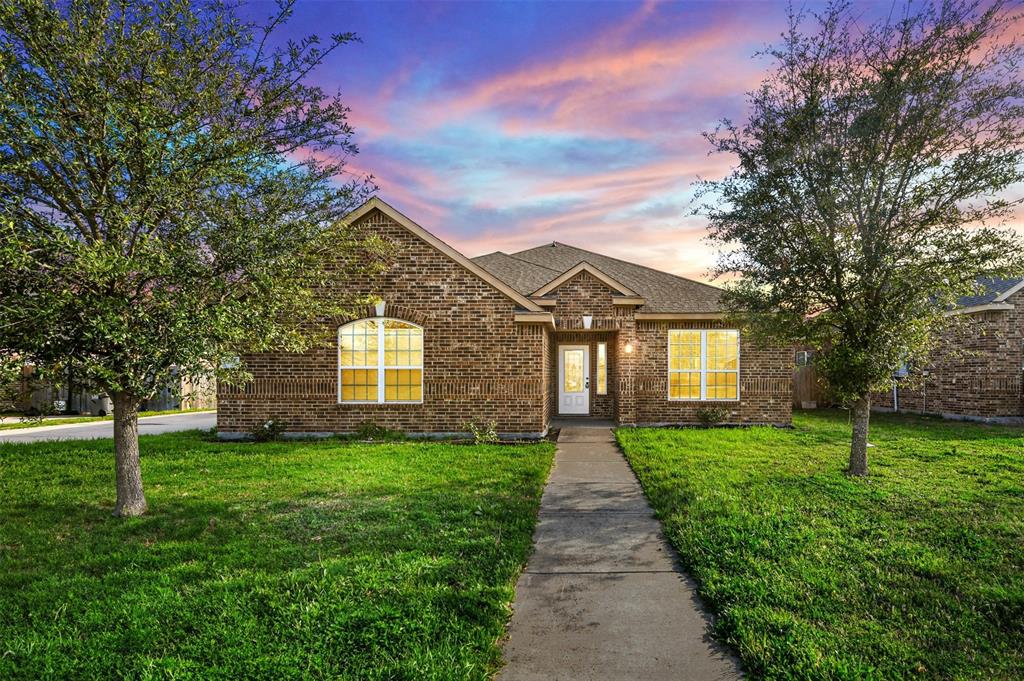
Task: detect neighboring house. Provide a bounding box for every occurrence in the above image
[8,364,215,416]
[216,198,792,438]
[873,276,1024,424]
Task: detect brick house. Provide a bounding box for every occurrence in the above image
[217,198,792,438]
[873,276,1024,424]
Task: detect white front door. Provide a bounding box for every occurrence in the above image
[558,345,590,415]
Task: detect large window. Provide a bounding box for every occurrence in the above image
[668,329,739,401]
[338,318,423,403]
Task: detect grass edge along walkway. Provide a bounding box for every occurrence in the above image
[0,431,555,679]
[616,410,1024,680]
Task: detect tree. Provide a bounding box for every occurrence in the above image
[0,0,385,515]
[700,0,1024,476]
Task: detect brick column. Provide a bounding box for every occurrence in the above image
[617,317,638,425]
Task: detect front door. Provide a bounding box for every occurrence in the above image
[558,345,590,415]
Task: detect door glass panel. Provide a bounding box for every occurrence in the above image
[564,350,584,393]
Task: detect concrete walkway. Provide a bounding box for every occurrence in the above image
[499,423,742,681]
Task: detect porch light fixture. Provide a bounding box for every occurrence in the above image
[624,342,634,354]
[582,315,593,330]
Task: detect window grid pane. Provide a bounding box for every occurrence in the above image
[668,330,702,400]
[384,368,423,402]
[669,372,700,399]
[340,369,378,402]
[339,320,378,368]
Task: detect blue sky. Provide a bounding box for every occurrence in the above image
[242,0,1023,281]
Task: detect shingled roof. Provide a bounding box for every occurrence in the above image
[471,252,562,296]
[472,242,723,313]
[957,276,1024,308]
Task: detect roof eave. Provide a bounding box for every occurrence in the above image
[344,197,544,313]
[634,312,727,320]
[994,279,1024,302]
[514,311,556,328]
[946,302,1014,316]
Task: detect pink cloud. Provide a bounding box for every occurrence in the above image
[413,15,768,138]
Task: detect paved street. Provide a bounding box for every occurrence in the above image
[0,411,216,443]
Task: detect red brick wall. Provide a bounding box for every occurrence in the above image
[873,296,1024,421]
[218,210,795,433]
[545,270,627,331]
[630,320,793,426]
[217,208,548,436]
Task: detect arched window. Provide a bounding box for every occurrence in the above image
[338,318,423,403]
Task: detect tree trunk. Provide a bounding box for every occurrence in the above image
[848,394,870,477]
[111,391,147,517]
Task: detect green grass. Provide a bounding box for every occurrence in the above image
[0,431,554,679]
[616,410,1024,680]
[0,407,213,431]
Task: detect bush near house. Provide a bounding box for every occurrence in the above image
[0,432,554,679]
[617,410,1024,680]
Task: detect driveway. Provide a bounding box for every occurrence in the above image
[0,411,217,443]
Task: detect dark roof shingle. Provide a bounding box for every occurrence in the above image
[472,242,723,313]
[957,276,1024,308]
[470,252,561,295]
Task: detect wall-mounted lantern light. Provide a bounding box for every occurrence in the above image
[582,315,593,330]
[624,342,634,354]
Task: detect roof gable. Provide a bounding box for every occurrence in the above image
[345,198,543,312]
[489,242,723,314]
[532,262,639,297]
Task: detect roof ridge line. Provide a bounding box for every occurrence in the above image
[504,252,563,273]
[515,241,724,292]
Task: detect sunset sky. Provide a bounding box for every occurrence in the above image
[242,0,1023,283]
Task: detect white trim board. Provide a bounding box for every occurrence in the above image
[531,262,639,298]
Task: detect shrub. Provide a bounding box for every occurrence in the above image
[464,420,499,444]
[695,406,729,427]
[354,421,405,441]
[250,418,287,442]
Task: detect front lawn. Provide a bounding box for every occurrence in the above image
[617,410,1024,680]
[0,432,554,679]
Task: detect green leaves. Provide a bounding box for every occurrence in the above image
[0,0,385,399]
[700,0,1024,404]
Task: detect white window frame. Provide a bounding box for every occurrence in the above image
[337,317,424,404]
[667,329,740,402]
[596,342,608,395]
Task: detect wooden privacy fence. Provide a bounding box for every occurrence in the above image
[793,349,830,408]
